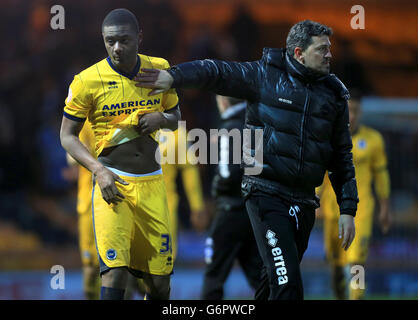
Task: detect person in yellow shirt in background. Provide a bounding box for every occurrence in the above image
[66,121,101,300]
[159,126,208,259]
[317,90,392,300]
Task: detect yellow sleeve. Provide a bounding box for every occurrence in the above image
[79,121,96,155]
[63,75,92,121]
[181,164,204,212]
[372,132,390,199]
[161,60,179,111]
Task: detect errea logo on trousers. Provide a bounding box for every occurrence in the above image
[278,98,292,104]
[266,229,288,286]
[266,230,278,247]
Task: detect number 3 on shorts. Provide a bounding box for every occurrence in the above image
[160,234,171,254]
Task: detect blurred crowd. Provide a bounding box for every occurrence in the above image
[0,0,416,254]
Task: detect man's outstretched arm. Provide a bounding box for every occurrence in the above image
[134,59,261,101]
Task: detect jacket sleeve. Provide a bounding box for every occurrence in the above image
[328,99,359,216]
[167,59,261,102]
[326,77,359,216]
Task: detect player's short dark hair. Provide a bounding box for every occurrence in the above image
[102,8,140,34]
[286,20,333,56]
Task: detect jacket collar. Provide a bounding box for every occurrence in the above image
[263,47,327,83]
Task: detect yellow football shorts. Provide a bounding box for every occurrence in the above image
[92,167,173,277]
[324,207,374,266]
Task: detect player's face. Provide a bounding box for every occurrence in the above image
[348,99,361,133]
[300,35,332,75]
[103,25,140,71]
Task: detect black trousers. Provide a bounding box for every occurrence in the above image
[201,200,263,300]
[244,190,316,300]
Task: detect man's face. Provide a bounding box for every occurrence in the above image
[102,25,140,70]
[348,98,361,133]
[300,35,332,74]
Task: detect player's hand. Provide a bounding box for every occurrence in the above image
[134,69,173,96]
[190,209,209,233]
[339,214,355,251]
[136,112,164,136]
[93,166,129,205]
[378,209,392,234]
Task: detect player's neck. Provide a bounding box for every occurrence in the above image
[117,56,138,74]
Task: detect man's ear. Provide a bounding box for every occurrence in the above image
[294,47,305,64]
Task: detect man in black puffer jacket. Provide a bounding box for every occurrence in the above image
[135,20,358,300]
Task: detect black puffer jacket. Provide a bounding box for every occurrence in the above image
[168,48,358,215]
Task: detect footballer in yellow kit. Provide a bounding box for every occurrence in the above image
[63,52,178,275]
[64,43,178,282]
[317,93,391,300]
[61,9,181,300]
[159,126,206,259]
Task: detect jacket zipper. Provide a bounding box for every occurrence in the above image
[298,85,310,174]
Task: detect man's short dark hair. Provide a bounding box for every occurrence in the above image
[286,20,333,56]
[102,8,140,33]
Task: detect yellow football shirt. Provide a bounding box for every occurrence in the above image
[319,125,390,220]
[64,54,179,157]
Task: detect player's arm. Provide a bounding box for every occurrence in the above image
[60,116,128,205]
[62,75,129,204]
[60,117,99,172]
[180,164,208,232]
[372,133,392,233]
[134,59,261,101]
[377,197,391,234]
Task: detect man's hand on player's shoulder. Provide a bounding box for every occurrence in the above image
[134,68,173,95]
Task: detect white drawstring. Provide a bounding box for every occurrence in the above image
[289,205,300,230]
